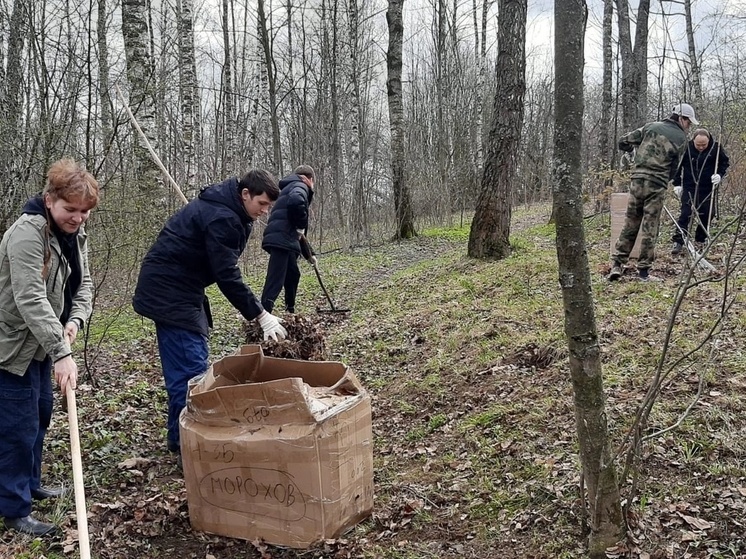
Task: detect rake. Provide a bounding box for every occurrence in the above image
[664,205,715,273]
[300,234,350,314]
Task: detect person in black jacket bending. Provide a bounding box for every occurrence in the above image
[133,170,286,457]
[261,165,316,314]
[672,128,730,253]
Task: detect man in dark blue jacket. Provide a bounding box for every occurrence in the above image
[133,169,286,457]
[671,128,730,253]
[261,165,315,314]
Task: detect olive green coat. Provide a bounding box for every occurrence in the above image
[0,213,93,375]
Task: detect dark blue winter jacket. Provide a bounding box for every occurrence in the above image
[261,174,314,254]
[133,177,263,336]
[680,134,730,197]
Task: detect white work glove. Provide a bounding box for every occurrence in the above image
[297,228,305,238]
[673,185,683,198]
[309,255,318,267]
[711,174,721,186]
[257,312,287,341]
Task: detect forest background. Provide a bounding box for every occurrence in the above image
[2,0,746,557]
[2,0,744,251]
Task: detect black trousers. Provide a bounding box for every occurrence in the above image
[673,187,714,244]
[261,249,301,313]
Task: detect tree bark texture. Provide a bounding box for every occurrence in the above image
[97,0,113,170]
[616,0,650,130]
[0,0,29,232]
[221,0,234,175]
[683,0,702,105]
[177,0,199,193]
[467,0,526,259]
[387,0,415,239]
[257,0,282,173]
[554,2,624,556]
[598,0,613,171]
[121,0,161,193]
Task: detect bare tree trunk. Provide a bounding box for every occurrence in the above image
[598,0,613,170]
[346,0,369,244]
[328,0,347,233]
[121,0,162,194]
[554,3,624,557]
[177,0,198,194]
[220,0,234,175]
[0,0,29,231]
[471,0,488,188]
[467,0,526,259]
[257,0,283,173]
[97,0,114,172]
[434,0,451,214]
[683,0,702,105]
[616,0,650,130]
[387,0,415,239]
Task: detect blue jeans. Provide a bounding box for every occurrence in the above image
[155,324,208,451]
[0,359,53,518]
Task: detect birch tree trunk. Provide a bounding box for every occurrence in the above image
[177,0,199,193]
[554,2,624,556]
[468,0,526,259]
[346,0,369,244]
[121,0,162,194]
[387,0,415,239]
[471,0,489,186]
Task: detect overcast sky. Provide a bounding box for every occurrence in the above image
[524,0,746,83]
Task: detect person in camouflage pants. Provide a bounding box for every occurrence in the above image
[609,103,696,281]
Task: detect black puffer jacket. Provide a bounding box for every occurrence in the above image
[133,178,263,336]
[261,174,314,254]
[680,133,730,195]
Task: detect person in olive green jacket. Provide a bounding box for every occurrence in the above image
[609,103,696,281]
[0,158,99,537]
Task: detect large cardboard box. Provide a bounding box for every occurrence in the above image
[180,345,374,548]
[610,192,642,259]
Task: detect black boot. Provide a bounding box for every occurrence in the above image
[31,486,66,500]
[4,515,59,536]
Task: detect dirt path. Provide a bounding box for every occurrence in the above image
[327,205,552,306]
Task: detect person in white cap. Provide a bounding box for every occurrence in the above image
[608,103,696,281]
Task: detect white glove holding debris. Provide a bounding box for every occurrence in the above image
[621,151,634,167]
[258,312,287,341]
[673,185,683,198]
[711,174,721,186]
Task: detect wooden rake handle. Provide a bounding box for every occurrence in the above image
[67,385,91,559]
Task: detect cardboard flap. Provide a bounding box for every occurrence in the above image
[185,345,366,426]
[188,377,316,425]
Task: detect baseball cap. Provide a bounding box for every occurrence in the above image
[672,103,699,125]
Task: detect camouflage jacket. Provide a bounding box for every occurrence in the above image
[618,118,688,188]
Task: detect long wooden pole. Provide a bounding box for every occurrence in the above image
[67,385,91,559]
[706,138,722,239]
[114,84,188,205]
